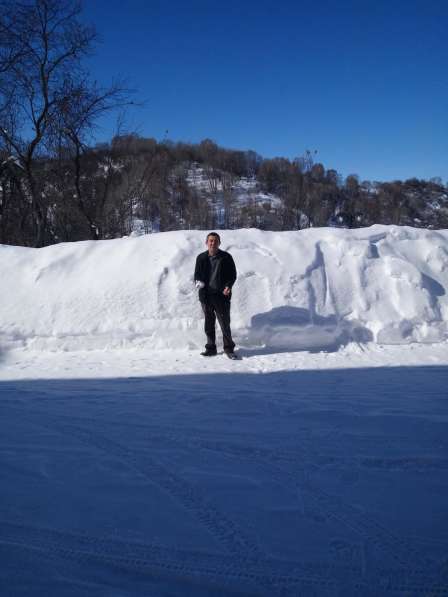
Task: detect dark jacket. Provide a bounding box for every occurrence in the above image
[194,249,237,303]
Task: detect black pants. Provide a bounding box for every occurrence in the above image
[201,294,235,353]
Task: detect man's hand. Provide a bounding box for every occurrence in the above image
[223,286,231,296]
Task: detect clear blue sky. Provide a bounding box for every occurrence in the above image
[82,0,447,182]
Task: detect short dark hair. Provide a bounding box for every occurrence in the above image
[206,232,221,242]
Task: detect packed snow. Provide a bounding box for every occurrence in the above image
[1,226,448,596]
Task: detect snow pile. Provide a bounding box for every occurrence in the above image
[1,225,447,352]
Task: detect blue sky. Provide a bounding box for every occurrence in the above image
[82,0,447,182]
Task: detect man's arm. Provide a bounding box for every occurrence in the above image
[194,254,202,282]
[223,253,237,294]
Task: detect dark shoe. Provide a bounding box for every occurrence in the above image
[225,351,239,360]
[201,350,217,357]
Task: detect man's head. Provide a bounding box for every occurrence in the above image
[206,232,221,255]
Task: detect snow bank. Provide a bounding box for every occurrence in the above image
[1,226,448,352]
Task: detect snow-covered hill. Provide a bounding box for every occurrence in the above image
[1,225,447,353]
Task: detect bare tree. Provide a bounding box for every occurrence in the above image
[0,0,129,246]
[51,81,132,239]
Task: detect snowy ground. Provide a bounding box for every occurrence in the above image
[2,347,448,596]
[1,227,448,595]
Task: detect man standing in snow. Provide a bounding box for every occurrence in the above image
[194,232,237,358]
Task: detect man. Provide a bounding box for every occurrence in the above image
[194,232,237,358]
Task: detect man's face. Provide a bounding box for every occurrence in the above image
[206,235,220,255]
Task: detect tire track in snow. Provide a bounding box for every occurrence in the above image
[63,417,444,595]
[7,405,441,576]
[4,406,447,595]
[0,521,343,596]
[46,420,264,559]
[2,410,342,595]
[165,432,446,594]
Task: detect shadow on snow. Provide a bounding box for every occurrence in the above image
[240,306,373,355]
[1,366,448,597]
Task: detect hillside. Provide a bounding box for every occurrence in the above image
[2,138,448,248]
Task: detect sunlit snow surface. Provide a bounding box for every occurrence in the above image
[1,226,448,596]
[1,225,448,352]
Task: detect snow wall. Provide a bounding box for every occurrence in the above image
[1,225,448,352]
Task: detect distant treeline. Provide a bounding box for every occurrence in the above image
[1,134,447,247]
